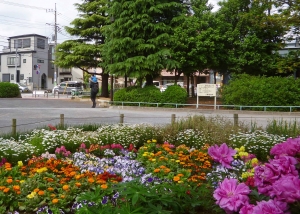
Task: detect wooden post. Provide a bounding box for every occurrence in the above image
[60,114,64,127]
[12,119,16,136]
[171,114,176,124]
[120,114,124,124]
[234,114,238,126]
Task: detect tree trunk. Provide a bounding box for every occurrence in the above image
[145,74,154,86]
[101,72,109,97]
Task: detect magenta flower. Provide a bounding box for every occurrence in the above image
[270,137,300,158]
[269,156,298,176]
[251,199,289,214]
[254,163,281,195]
[270,175,300,203]
[213,178,251,213]
[208,143,236,168]
[239,203,254,214]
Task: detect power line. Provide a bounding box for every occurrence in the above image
[0,0,49,10]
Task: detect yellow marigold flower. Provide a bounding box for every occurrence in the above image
[175,160,180,163]
[147,140,151,143]
[101,184,108,189]
[75,182,81,187]
[178,181,183,184]
[154,169,160,173]
[27,192,36,199]
[239,152,248,158]
[173,176,180,182]
[152,139,157,143]
[17,161,23,167]
[251,158,258,166]
[170,159,175,162]
[75,175,81,180]
[52,199,59,204]
[20,180,25,184]
[36,167,48,173]
[62,185,69,191]
[241,172,254,179]
[151,159,156,162]
[142,153,148,157]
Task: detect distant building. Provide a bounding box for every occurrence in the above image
[0,34,49,90]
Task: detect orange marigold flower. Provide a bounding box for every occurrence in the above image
[38,190,45,196]
[101,184,108,189]
[0,186,5,190]
[6,178,13,183]
[60,195,65,199]
[177,174,184,177]
[75,182,81,187]
[88,178,95,183]
[16,191,21,195]
[159,165,166,169]
[52,198,59,204]
[33,188,40,192]
[47,178,54,182]
[164,169,171,173]
[75,175,81,180]
[173,176,180,182]
[48,187,54,191]
[13,185,20,191]
[153,169,160,173]
[3,188,10,193]
[51,194,56,198]
[62,185,69,191]
[96,179,106,184]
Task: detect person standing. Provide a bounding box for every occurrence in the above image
[90,74,99,108]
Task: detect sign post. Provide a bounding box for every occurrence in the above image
[196,84,217,109]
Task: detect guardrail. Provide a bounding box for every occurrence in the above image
[110,101,300,112]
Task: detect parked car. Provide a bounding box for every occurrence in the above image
[160,82,184,92]
[14,83,29,93]
[52,81,83,94]
[142,81,161,89]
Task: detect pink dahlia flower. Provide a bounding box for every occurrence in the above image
[269,156,298,176]
[270,137,300,158]
[213,178,251,213]
[270,175,300,203]
[239,203,254,214]
[208,143,236,168]
[251,199,289,214]
[254,163,281,195]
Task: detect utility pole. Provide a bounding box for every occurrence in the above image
[54,3,58,86]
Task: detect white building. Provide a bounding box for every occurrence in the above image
[0,34,50,90]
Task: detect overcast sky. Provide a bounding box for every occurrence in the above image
[0,0,220,49]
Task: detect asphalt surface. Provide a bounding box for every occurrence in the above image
[1,92,300,135]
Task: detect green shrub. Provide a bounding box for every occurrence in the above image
[220,74,300,111]
[0,82,20,98]
[113,86,162,107]
[161,85,187,107]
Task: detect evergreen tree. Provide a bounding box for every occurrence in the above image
[55,0,110,97]
[103,0,189,86]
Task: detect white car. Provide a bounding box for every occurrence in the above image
[14,83,29,92]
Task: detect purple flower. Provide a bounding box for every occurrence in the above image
[251,199,289,214]
[213,178,251,213]
[270,175,300,203]
[270,137,300,158]
[208,143,236,168]
[239,203,254,214]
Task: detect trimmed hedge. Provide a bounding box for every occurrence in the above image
[0,82,20,98]
[220,74,300,111]
[113,85,187,107]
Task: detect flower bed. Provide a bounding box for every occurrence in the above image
[0,124,299,213]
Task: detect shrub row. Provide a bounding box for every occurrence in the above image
[113,85,187,107]
[220,74,300,111]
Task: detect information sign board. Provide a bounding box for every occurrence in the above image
[197,84,216,96]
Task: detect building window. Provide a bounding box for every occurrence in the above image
[51,62,54,69]
[37,59,44,63]
[23,59,26,63]
[37,38,45,49]
[7,57,16,65]
[14,38,31,48]
[11,74,14,80]
[20,74,24,80]
[28,77,32,83]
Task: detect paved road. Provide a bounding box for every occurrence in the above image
[1,93,300,135]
